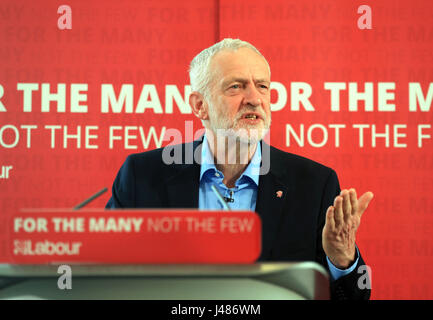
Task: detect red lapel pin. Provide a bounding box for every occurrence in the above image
[276,190,283,198]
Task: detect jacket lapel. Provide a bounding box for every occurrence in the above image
[164,140,202,208]
[255,170,288,260]
[255,143,290,260]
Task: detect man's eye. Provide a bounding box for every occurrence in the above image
[230,84,240,89]
[259,84,269,89]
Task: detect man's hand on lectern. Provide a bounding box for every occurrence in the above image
[322,188,374,269]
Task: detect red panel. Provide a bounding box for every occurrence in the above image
[4,210,260,264]
[0,0,217,210]
[219,0,433,299]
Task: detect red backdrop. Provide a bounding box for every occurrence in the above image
[1,0,433,299]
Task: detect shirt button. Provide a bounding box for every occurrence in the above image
[215,172,220,177]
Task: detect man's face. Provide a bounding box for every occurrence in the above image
[205,47,271,144]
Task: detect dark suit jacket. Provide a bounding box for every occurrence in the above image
[106,138,371,300]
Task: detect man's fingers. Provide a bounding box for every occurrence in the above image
[325,206,335,232]
[349,188,358,215]
[341,189,351,222]
[357,191,374,218]
[334,195,344,228]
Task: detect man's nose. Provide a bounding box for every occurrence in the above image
[243,84,262,106]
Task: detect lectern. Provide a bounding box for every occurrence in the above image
[1,209,330,299]
[0,262,330,300]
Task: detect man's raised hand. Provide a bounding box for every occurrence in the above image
[322,188,374,269]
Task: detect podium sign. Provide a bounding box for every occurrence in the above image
[0,210,261,264]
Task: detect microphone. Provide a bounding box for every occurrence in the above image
[223,190,234,203]
[211,185,231,211]
[73,187,108,210]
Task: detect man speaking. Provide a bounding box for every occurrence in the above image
[106,38,373,300]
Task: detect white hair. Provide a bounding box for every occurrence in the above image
[189,38,270,99]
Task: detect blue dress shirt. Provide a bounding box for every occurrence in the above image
[198,135,358,280]
[199,135,260,212]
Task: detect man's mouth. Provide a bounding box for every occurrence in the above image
[241,113,262,120]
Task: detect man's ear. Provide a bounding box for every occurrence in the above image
[189,91,209,121]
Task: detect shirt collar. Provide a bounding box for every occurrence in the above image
[199,134,261,186]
